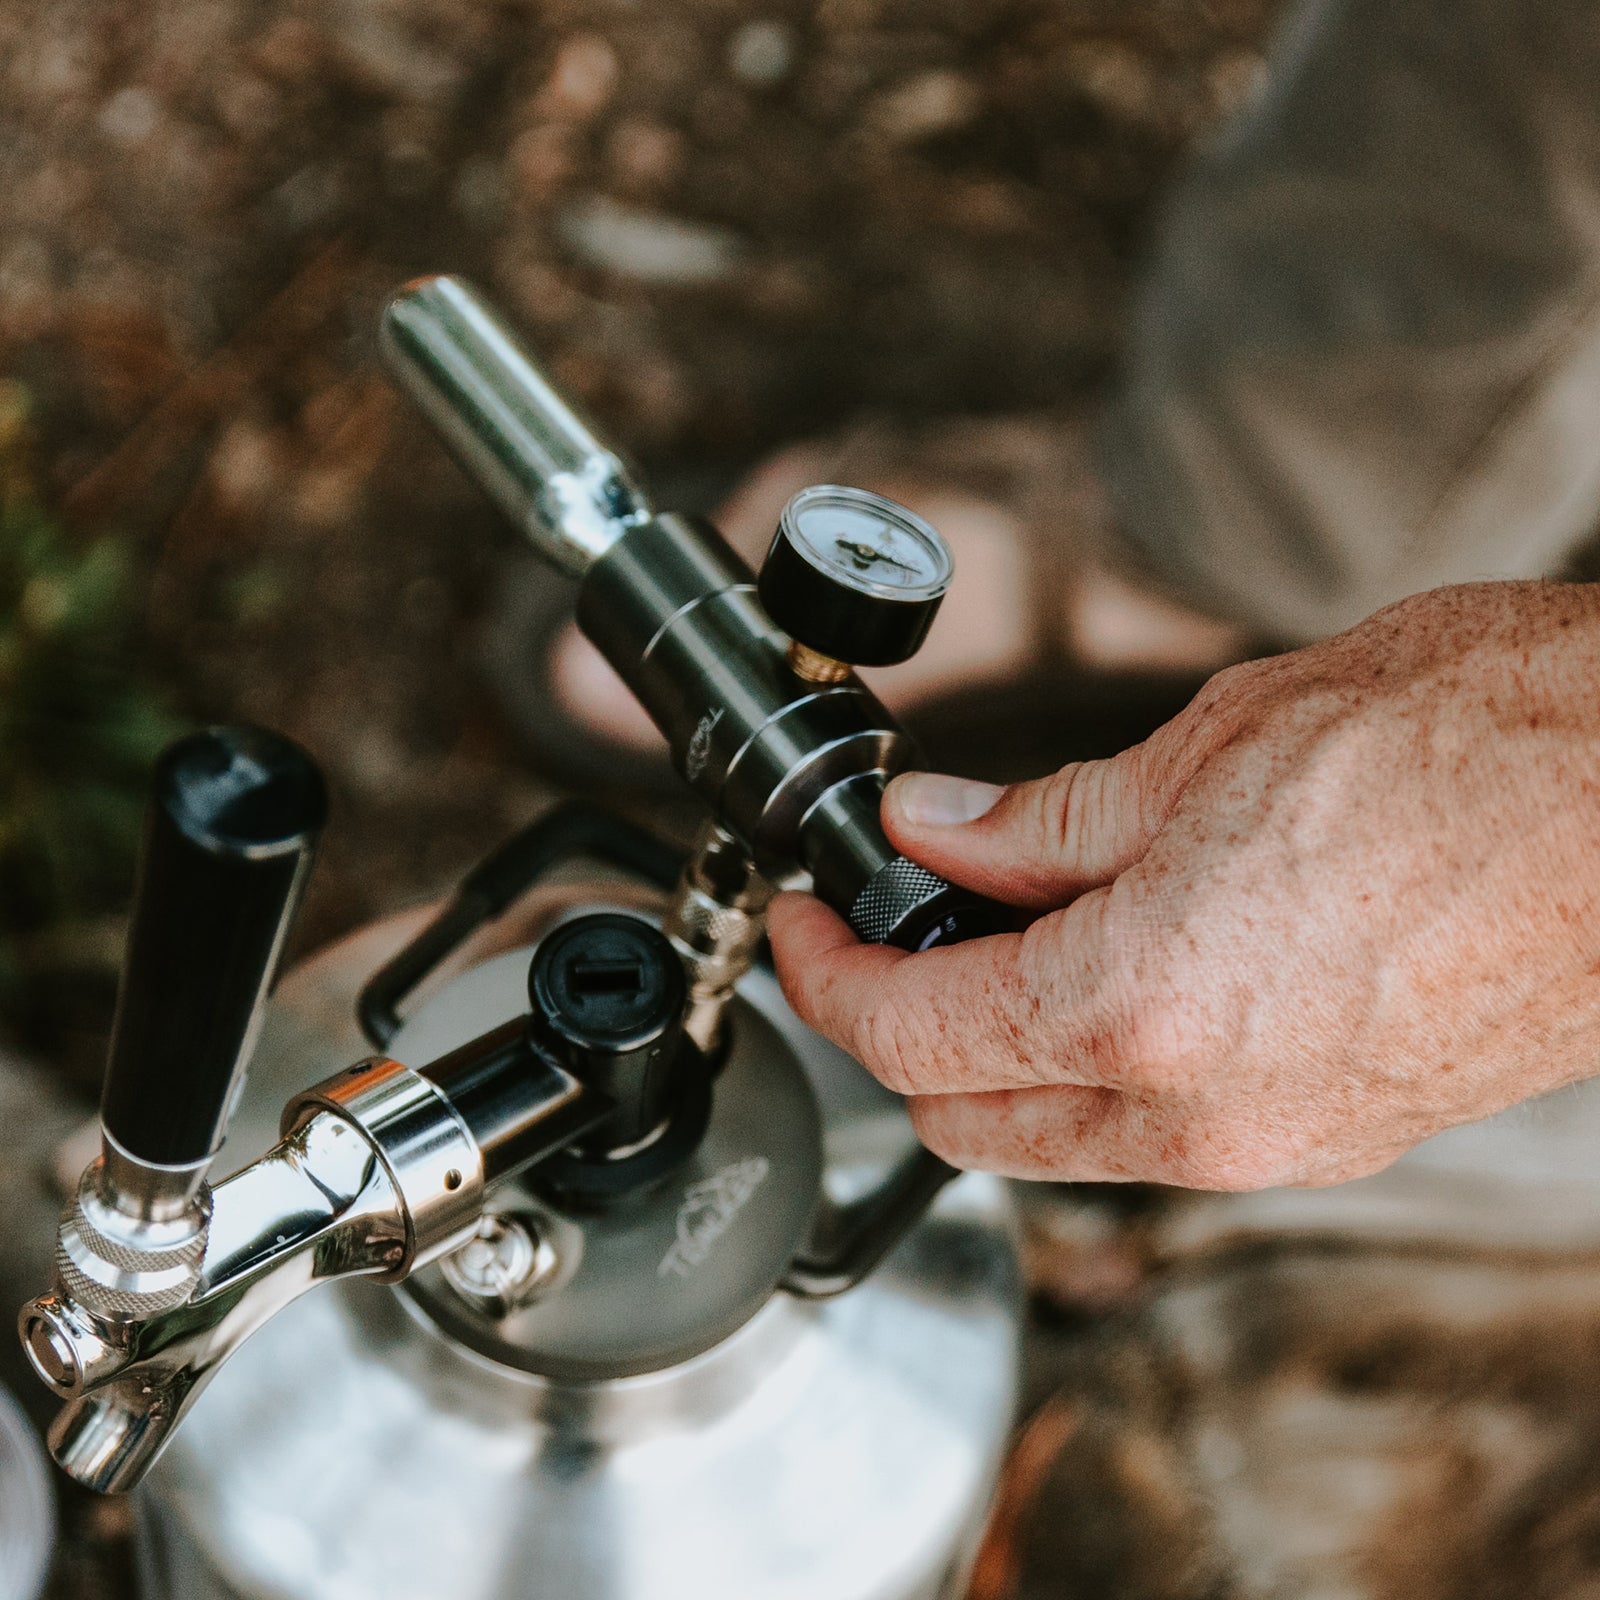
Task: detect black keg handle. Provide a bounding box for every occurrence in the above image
[358,803,683,1049]
[782,1146,958,1300]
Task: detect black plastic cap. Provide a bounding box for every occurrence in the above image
[527,913,687,1151]
[100,727,327,1168]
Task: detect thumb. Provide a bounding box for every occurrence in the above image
[882,745,1174,909]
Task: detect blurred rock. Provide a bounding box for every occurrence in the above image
[726,21,797,89]
[558,196,746,284]
[866,69,981,145]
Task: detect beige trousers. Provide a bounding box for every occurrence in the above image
[1101,0,1600,643]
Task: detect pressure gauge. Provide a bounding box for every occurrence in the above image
[757,485,954,679]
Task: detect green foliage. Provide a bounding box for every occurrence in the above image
[0,383,181,1017]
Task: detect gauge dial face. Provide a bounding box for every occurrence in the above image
[779,486,953,601]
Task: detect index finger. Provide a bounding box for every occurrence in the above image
[767,889,1129,1097]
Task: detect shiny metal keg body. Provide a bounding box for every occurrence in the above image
[133,901,1022,1600]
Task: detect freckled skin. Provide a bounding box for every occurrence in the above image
[769,581,1600,1190]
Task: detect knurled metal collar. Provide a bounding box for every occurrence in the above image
[847,858,949,945]
[54,1169,211,1318]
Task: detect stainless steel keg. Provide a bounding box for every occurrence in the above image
[134,908,1021,1600]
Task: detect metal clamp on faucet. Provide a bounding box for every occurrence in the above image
[382,276,1015,954]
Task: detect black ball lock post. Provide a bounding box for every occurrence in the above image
[525,914,712,1203]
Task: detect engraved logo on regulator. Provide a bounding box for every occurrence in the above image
[684,707,724,784]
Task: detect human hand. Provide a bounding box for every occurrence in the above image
[769,582,1600,1188]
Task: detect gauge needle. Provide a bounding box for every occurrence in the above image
[834,538,917,575]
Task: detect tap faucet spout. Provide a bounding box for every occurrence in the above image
[20,1048,522,1491]
[31,1109,410,1492]
[18,724,615,1494]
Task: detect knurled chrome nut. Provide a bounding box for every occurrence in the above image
[54,1171,210,1318]
[666,888,754,953]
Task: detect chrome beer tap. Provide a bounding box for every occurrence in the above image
[18,730,657,1491]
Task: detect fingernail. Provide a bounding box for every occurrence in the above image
[893,773,1003,827]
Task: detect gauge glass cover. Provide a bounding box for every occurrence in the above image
[780,486,953,601]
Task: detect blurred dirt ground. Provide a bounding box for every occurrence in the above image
[17,7,1600,1600]
[0,0,1281,1080]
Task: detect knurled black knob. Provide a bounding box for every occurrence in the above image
[757,485,953,676]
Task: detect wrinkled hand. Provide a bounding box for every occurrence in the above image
[769,582,1600,1188]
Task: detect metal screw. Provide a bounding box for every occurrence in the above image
[23,1316,78,1391]
[440,1213,560,1318]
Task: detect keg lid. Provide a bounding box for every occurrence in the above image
[390,940,824,1381]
